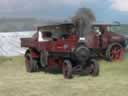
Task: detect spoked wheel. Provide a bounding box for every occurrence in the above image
[90,59,99,76]
[106,43,124,61]
[62,60,72,79]
[25,52,39,72]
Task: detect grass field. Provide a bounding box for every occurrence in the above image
[0,56,128,96]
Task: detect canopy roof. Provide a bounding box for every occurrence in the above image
[37,22,120,32]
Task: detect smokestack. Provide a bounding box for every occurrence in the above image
[72,7,96,37]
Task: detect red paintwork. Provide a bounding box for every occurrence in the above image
[21,38,38,48]
[86,25,125,49]
[31,50,39,58]
[38,35,78,52]
[86,32,100,48]
[111,46,124,61]
[21,23,126,66]
[21,33,79,68]
[48,57,63,69]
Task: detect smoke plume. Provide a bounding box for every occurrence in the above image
[72,8,96,37]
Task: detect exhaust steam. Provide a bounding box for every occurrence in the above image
[72,8,96,37]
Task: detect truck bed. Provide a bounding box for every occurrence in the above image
[21,38,37,48]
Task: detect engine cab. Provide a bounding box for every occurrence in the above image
[36,23,79,52]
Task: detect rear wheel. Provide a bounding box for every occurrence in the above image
[63,60,72,79]
[106,43,124,61]
[25,53,39,72]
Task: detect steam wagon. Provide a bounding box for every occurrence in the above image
[89,24,127,61]
[21,23,100,78]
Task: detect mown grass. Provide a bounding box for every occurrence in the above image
[0,56,128,96]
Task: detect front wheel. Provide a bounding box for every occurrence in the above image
[90,59,99,76]
[62,60,72,79]
[106,43,124,61]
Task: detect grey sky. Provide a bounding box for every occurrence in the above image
[0,0,128,23]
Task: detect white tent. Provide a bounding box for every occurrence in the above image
[0,31,35,56]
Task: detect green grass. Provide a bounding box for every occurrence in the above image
[0,56,128,96]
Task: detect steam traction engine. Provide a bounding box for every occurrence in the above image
[21,23,100,78]
[89,24,127,61]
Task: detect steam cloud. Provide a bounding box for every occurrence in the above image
[72,8,96,37]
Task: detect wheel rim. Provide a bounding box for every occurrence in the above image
[110,45,124,61]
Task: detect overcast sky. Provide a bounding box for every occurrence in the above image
[0,0,128,23]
